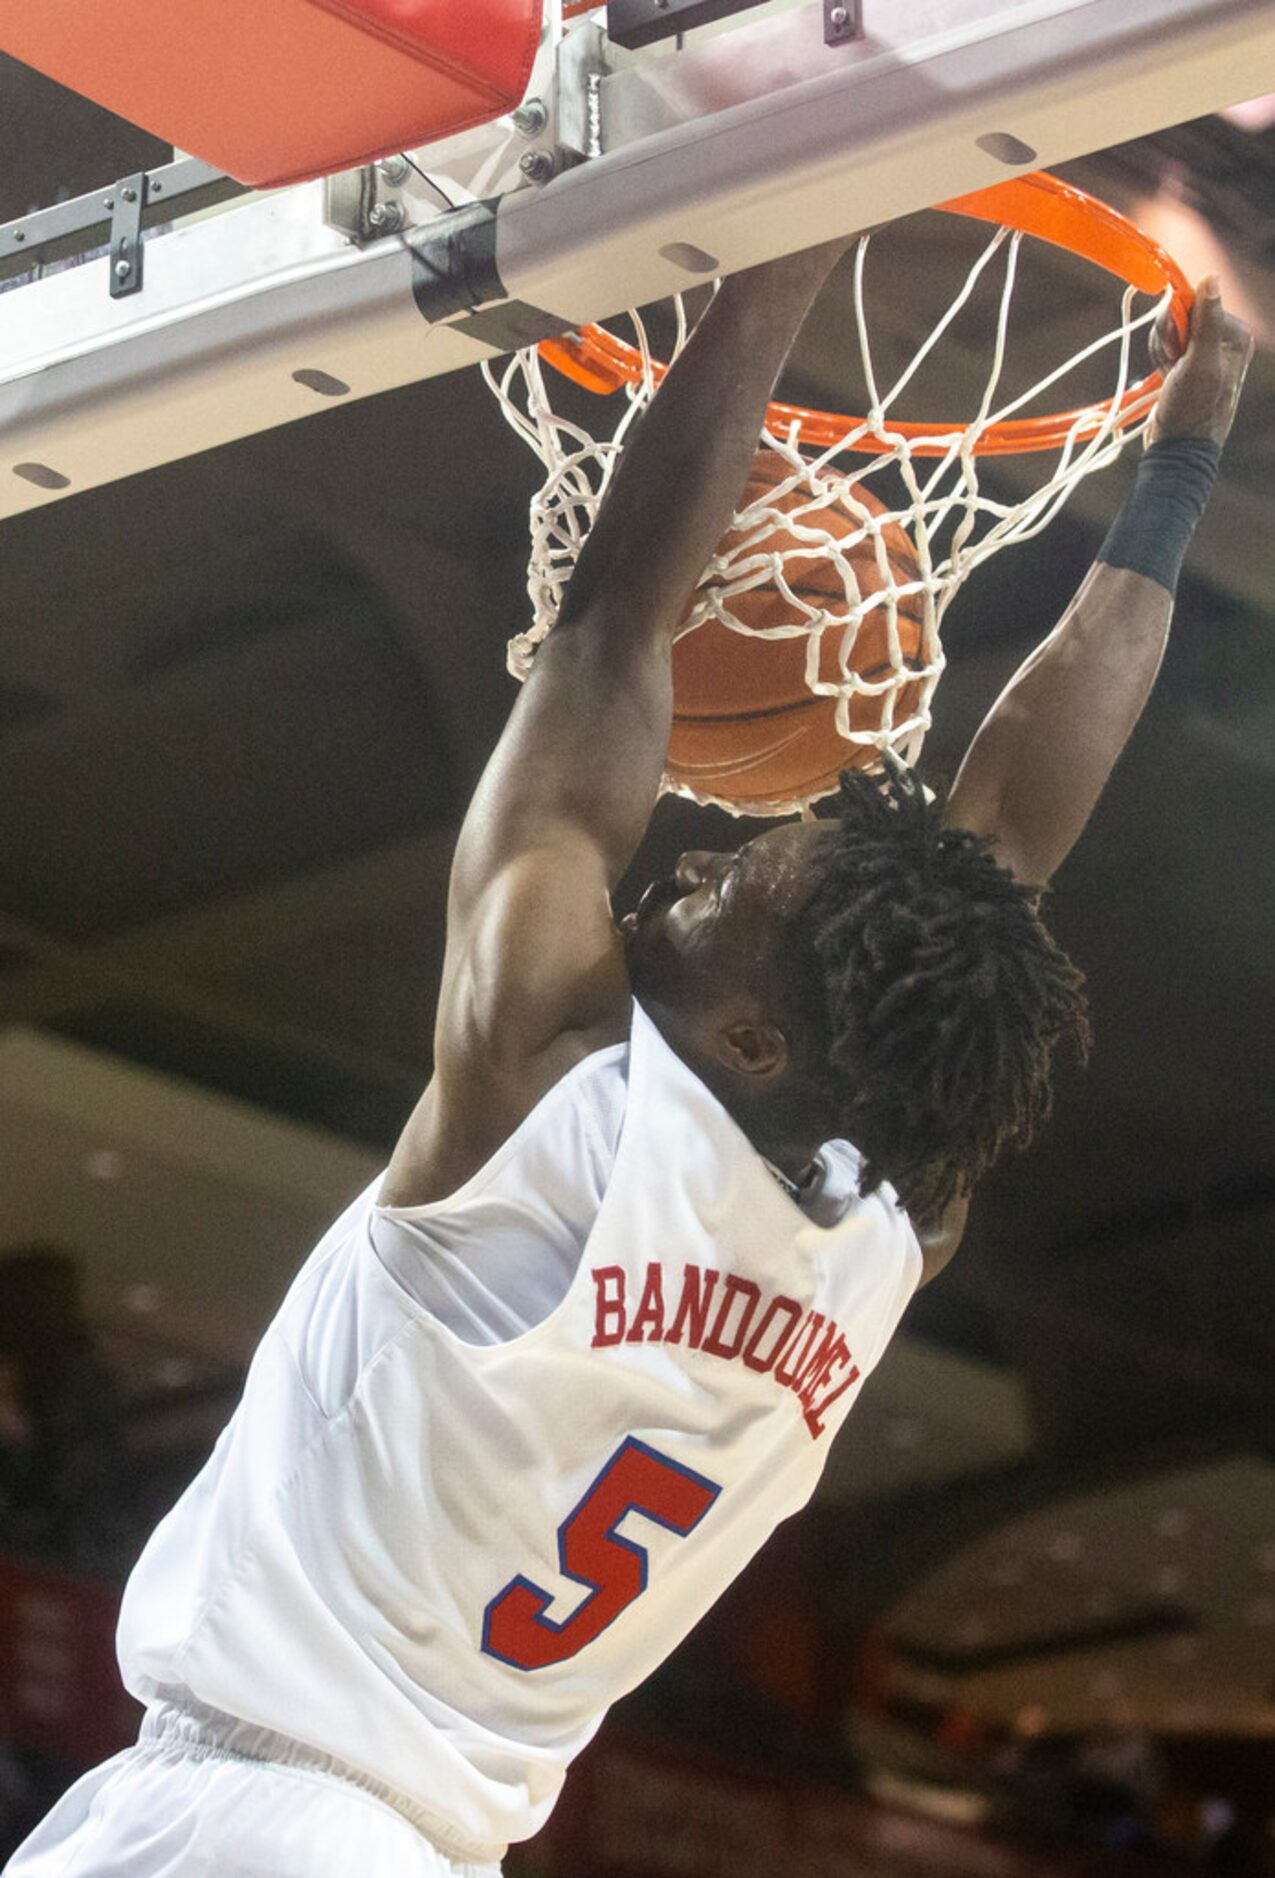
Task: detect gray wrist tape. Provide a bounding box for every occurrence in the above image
[1098,437,1222,593]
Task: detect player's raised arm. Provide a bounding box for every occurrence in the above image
[451,243,849,907]
[383,245,851,1205]
[945,279,1253,888]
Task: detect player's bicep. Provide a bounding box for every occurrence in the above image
[451,619,673,916]
[444,836,629,1064]
[944,731,1046,891]
[380,840,629,1209]
[393,620,665,1203]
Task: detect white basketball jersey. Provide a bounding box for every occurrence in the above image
[116,1000,921,1863]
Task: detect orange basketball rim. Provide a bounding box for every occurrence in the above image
[538,173,1194,458]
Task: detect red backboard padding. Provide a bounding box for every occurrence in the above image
[0,0,543,187]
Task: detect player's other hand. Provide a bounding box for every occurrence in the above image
[1147,276,1254,449]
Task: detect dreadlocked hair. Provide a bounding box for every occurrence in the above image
[792,756,1091,1220]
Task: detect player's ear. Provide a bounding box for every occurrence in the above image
[716,1018,789,1083]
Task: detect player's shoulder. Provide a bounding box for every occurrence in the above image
[380,1013,630,1210]
[808,1139,964,1283]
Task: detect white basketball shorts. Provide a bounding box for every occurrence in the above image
[3,1700,503,1878]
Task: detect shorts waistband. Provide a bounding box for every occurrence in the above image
[139,1687,505,1869]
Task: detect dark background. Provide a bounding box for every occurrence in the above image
[0,39,1273,1873]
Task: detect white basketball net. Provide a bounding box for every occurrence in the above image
[485,225,1168,816]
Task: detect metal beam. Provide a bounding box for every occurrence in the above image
[0,156,246,285]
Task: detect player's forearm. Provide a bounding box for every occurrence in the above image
[946,277,1251,888]
[945,561,1172,887]
[947,436,1222,885]
[555,243,847,647]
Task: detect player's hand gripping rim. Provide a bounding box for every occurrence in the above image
[1147,274,1255,450]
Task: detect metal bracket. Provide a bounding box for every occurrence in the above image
[607,0,770,51]
[107,173,147,298]
[0,156,243,291]
[322,159,416,241]
[505,21,608,189]
[823,0,862,46]
[322,166,377,242]
[557,18,610,161]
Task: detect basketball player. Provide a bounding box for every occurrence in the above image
[4,245,1251,1876]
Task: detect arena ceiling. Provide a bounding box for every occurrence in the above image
[0,52,1273,1754]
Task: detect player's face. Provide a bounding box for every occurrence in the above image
[620,820,835,1009]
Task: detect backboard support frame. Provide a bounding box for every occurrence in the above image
[0,0,1270,521]
[0,155,247,287]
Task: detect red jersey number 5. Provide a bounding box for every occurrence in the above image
[481,1437,721,1672]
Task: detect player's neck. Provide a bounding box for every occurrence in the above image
[687,1047,826,1174]
[643,997,828,1171]
[748,1120,823,1188]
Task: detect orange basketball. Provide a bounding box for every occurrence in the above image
[668,449,928,809]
